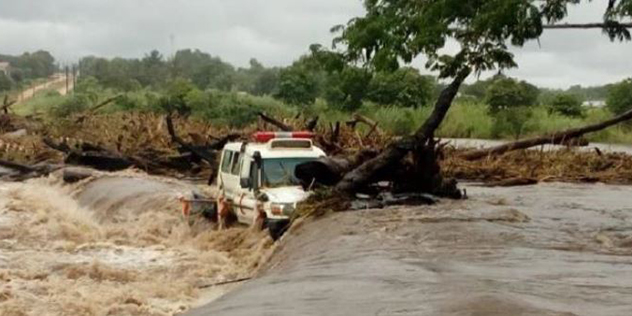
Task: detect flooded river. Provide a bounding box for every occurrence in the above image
[188,182,632,316]
[2,152,632,315]
[0,171,273,315]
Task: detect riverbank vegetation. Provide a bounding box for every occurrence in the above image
[14,73,632,144]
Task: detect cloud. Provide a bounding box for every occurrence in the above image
[0,0,630,88]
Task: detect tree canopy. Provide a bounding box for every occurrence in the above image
[335,0,632,78]
[485,77,539,112]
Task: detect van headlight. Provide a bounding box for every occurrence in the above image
[269,203,295,216]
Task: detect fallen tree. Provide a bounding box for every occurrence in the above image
[333,69,470,197]
[461,107,632,161]
[308,0,632,198]
[0,158,60,181]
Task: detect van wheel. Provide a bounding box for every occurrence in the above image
[266,219,290,241]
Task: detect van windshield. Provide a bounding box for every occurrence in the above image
[262,158,315,188]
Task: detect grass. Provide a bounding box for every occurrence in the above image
[8,84,632,145]
[13,89,66,116]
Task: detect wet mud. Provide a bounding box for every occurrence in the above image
[188,182,632,316]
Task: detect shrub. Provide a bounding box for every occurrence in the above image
[49,94,90,117]
[485,77,539,112]
[606,78,632,115]
[549,93,584,117]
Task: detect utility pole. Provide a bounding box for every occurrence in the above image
[72,64,77,93]
[65,65,69,94]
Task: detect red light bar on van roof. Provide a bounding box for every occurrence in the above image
[253,131,315,143]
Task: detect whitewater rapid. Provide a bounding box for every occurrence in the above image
[0,171,275,316]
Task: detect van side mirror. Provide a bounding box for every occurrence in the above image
[240,177,252,189]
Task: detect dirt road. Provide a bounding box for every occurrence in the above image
[188,183,632,316]
[15,74,74,104]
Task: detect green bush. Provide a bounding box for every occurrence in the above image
[49,94,90,117]
[485,77,539,112]
[191,90,295,128]
[606,78,632,115]
[549,93,584,117]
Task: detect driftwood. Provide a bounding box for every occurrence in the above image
[2,95,16,114]
[75,94,123,123]
[257,111,293,131]
[0,158,35,174]
[65,151,134,171]
[62,167,98,183]
[483,177,538,187]
[305,116,319,131]
[44,137,135,172]
[166,115,217,164]
[346,113,382,136]
[461,107,632,161]
[0,159,60,181]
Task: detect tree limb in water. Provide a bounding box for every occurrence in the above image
[460,107,632,161]
[0,158,35,173]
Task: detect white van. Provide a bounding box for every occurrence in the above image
[217,132,326,239]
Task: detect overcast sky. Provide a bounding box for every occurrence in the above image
[0,0,630,88]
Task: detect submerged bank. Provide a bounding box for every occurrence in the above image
[0,172,275,315]
[188,182,632,316]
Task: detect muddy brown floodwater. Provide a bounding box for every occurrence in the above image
[188,182,632,316]
[0,171,275,316]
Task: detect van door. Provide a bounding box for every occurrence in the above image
[235,157,259,224]
[219,150,241,202]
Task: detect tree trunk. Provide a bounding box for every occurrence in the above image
[334,69,471,194]
[461,107,632,161]
[295,149,378,186]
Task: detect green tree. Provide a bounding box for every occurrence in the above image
[275,66,319,105]
[139,50,169,87]
[485,78,539,113]
[606,78,632,115]
[332,0,632,192]
[0,72,12,92]
[324,66,372,111]
[367,67,436,108]
[159,77,196,115]
[251,68,279,96]
[550,93,584,117]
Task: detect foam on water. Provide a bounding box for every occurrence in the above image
[0,172,275,316]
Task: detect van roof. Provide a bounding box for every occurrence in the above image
[223,141,326,159]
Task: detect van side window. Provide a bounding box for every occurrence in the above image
[231,152,241,175]
[221,151,233,173]
[249,161,258,188]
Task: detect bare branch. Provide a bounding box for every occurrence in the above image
[543,22,632,29]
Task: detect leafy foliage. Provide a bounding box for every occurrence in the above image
[367,68,436,108]
[485,77,539,112]
[0,50,56,81]
[274,65,320,105]
[549,93,584,117]
[607,78,632,115]
[0,72,12,92]
[335,0,632,80]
